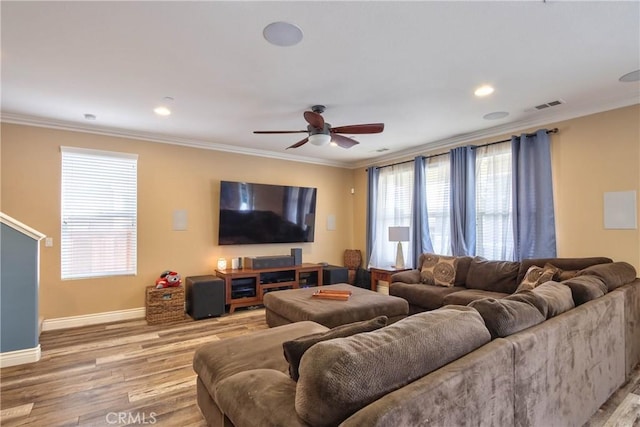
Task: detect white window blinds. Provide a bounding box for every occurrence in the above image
[475,142,514,260]
[61,146,138,279]
[425,154,451,255]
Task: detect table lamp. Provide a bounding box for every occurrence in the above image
[388,226,410,269]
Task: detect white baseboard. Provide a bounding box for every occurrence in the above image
[41,307,146,331]
[0,345,41,368]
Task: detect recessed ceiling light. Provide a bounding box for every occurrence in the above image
[263,22,303,47]
[474,85,495,97]
[84,113,96,120]
[154,106,171,116]
[483,111,509,120]
[619,69,640,82]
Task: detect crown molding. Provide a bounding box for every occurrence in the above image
[0,113,353,169]
[351,96,640,170]
[3,95,638,171]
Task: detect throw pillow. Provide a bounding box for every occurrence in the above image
[545,263,579,281]
[282,315,388,381]
[420,254,457,287]
[516,265,558,292]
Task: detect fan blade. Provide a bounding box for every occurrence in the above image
[287,137,309,149]
[330,133,359,149]
[254,130,307,134]
[304,111,325,129]
[331,123,384,134]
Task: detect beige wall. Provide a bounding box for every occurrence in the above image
[1,124,355,318]
[352,104,640,270]
[2,104,638,319]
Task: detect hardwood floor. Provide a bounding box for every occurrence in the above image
[0,308,268,426]
[1,307,638,426]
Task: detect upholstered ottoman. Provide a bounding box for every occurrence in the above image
[263,283,409,328]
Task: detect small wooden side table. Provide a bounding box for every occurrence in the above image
[369,266,412,292]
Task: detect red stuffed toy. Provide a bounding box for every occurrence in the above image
[155,270,182,288]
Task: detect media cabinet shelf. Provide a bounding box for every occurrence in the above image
[215,263,323,314]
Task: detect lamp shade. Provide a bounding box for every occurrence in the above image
[308,133,331,146]
[388,226,410,242]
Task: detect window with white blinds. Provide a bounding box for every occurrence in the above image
[425,154,451,255]
[61,146,138,279]
[475,142,514,260]
[369,162,414,268]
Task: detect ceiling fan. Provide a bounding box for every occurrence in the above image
[253,105,384,149]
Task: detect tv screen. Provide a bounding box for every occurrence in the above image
[218,181,317,245]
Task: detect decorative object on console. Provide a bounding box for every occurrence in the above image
[217,258,227,271]
[291,248,302,265]
[388,226,410,269]
[244,255,295,270]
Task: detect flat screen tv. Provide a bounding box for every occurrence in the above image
[218,181,317,245]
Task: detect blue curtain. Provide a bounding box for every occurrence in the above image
[365,166,379,267]
[450,146,476,256]
[511,129,557,260]
[412,156,433,265]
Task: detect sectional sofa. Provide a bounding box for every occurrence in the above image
[192,256,640,427]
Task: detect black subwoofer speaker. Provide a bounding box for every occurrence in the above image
[185,275,225,320]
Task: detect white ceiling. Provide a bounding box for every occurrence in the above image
[2,1,639,168]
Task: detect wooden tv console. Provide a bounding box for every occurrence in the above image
[215,263,323,313]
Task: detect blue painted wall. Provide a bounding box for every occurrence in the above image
[1,223,39,352]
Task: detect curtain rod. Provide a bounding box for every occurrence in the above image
[372,128,558,171]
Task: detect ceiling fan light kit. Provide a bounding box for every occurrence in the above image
[308,133,332,146]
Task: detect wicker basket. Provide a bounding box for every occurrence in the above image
[145,286,185,325]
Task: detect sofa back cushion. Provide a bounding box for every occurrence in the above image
[283,316,388,381]
[468,297,545,339]
[576,261,637,291]
[466,258,520,294]
[530,281,575,318]
[517,257,612,284]
[562,275,608,305]
[295,306,491,427]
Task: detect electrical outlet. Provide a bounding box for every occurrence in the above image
[45,237,53,247]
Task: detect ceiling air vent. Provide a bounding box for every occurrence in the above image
[534,99,565,110]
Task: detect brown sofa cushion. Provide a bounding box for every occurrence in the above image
[282,316,388,381]
[441,289,509,306]
[391,269,421,284]
[468,297,545,339]
[295,306,491,427]
[516,265,558,292]
[466,258,520,293]
[576,261,637,291]
[530,281,575,318]
[562,275,608,305]
[503,290,549,318]
[516,257,612,284]
[389,283,466,311]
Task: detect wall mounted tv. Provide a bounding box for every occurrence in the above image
[218,181,317,245]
